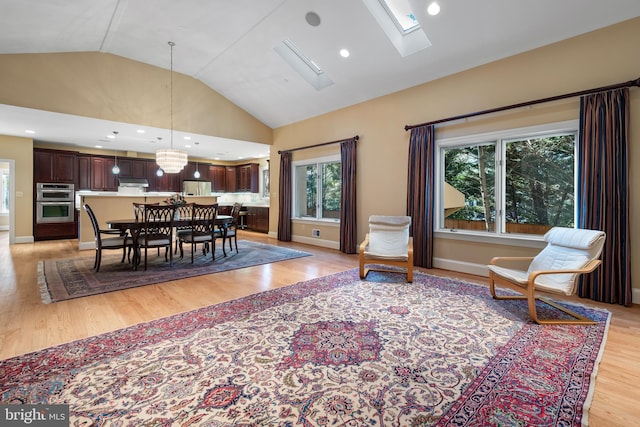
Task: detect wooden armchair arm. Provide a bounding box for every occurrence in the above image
[359,233,370,253]
[489,256,535,265]
[527,259,602,284]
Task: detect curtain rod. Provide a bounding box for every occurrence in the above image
[277,135,359,154]
[404,77,640,131]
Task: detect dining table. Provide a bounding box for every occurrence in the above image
[106,214,234,269]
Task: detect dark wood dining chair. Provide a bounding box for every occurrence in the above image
[138,204,176,270]
[84,204,133,272]
[133,202,161,259]
[223,202,242,253]
[178,203,219,263]
[174,203,194,254]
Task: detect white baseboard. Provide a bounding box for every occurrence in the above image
[432,257,489,277]
[292,234,340,250]
[78,241,94,251]
[264,231,340,250]
[0,225,8,231]
[15,235,35,244]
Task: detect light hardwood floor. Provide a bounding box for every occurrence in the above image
[1,230,639,426]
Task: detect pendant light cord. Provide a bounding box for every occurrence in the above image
[169,41,175,150]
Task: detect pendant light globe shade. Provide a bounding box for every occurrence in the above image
[112,164,120,174]
[156,148,188,173]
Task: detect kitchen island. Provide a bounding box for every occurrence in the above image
[78,193,218,250]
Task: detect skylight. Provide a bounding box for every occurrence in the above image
[363,0,432,57]
[274,39,333,91]
[379,0,419,34]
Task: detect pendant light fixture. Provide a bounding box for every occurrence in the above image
[156,41,188,173]
[194,161,200,179]
[111,131,120,174]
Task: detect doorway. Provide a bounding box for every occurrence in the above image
[0,159,15,245]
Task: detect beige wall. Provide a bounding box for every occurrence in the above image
[271,18,640,289]
[0,52,272,145]
[0,135,33,240]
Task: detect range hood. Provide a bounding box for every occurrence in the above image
[118,178,149,188]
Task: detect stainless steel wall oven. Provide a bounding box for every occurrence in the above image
[36,183,75,223]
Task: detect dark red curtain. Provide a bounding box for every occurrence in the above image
[340,138,357,254]
[277,151,292,241]
[577,88,632,305]
[406,125,435,268]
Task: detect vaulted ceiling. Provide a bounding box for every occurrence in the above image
[1,0,639,159]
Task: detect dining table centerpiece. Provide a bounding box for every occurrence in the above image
[166,193,186,219]
[166,193,186,206]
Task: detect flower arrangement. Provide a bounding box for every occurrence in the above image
[166,193,186,206]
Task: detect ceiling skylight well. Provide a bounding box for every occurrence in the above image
[274,38,333,91]
[379,0,420,34]
[363,0,431,57]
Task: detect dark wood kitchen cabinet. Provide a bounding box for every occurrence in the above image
[90,156,118,191]
[117,158,147,179]
[77,154,91,190]
[34,148,77,184]
[209,165,226,192]
[245,206,269,233]
[237,163,259,193]
[181,162,209,182]
[154,169,181,193]
[225,166,237,192]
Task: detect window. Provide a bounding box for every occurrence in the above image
[0,169,8,213]
[293,156,341,221]
[437,121,577,237]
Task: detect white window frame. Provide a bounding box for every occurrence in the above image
[291,154,341,223]
[434,120,579,247]
[0,166,9,214]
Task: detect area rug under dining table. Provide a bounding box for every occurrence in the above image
[4,269,609,426]
[38,240,311,303]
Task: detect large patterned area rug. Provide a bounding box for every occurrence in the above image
[3,269,609,426]
[38,240,311,303]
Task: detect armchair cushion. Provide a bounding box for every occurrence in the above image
[366,215,411,258]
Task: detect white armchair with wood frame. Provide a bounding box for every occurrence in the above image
[488,226,605,325]
[359,215,413,283]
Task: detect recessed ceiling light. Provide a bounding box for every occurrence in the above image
[184,136,191,140]
[137,129,145,134]
[339,48,350,58]
[95,145,103,148]
[25,130,35,134]
[427,2,440,16]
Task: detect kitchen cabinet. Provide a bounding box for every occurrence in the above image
[181,162,209,182]
[155,170,181,193]
[245,206,269,233]
[209,165,226,192]
[117,158,147,179]
[34,210,78,241]
[236,163,259,193]
[77,155,91,190]
[34,148,77,184]
[90,156,118,191]
[34,221,78,240]
[225,167,237,192]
